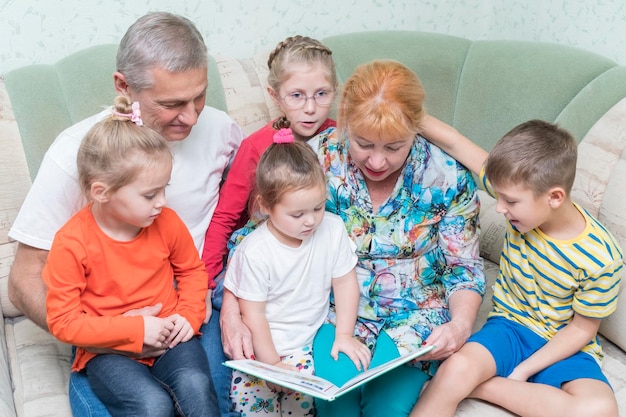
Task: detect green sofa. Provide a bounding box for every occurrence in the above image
[1,31,625,416]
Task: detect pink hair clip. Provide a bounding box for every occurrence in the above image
[273,128,294,144]
[113,101,143,126]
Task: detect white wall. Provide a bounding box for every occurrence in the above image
[1,0,626,75]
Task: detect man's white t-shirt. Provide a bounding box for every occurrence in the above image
[9,106,244,254]
[224,212,357,356]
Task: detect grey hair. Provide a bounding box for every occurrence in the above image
[116,12,208,91]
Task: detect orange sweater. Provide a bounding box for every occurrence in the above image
[43,205,208,371]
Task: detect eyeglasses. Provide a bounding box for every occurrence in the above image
[281,90,335,109]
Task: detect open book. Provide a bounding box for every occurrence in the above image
[224,344,434,401]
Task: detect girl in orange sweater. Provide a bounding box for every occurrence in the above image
[43,96,218,417]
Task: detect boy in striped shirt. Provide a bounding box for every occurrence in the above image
[411,119,621,417]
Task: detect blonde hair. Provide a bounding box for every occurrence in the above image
[485,119,578,196]
[77,96,172,198]
[338,59,425,141]
[267,35,337,129]
[256,141,325,209]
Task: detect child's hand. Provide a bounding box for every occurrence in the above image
[143,315,174,351]
[164,314,195,348]
[266,361,299,393]
[331,334,372,371]
[507,364,531,382]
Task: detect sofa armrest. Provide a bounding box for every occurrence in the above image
[0,79,33,319]
[571,97,626,352]
[0,303,17,417]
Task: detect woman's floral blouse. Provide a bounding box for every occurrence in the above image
[310,127,485,375]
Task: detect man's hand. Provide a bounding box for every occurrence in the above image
[8,243,50,330]
[84,303,167,358]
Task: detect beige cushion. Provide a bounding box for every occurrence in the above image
[0,80,30,319]
[6,318,71,417]
[572,97,626,352]
[216,51,281,137]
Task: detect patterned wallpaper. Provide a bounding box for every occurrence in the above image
[1,0,626,75]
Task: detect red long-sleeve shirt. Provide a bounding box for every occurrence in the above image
[201,119,336,284]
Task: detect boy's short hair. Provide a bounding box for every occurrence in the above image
[485,119,578,196]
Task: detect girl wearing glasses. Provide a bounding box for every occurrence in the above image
[202,35,338,314]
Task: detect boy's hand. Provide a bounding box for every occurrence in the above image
[331,334,372,371]
[164,314,194,348]
[507,365,531,382]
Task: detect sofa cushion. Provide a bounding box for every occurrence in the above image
[571,97,626,352]
[215,51,279,136]
[455,40,617,150]
[5,318,71,417]
[0,81,30,319]
[321,31,626,153]
[0,310,16,416]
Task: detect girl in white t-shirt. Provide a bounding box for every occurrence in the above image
[224,128,371,416]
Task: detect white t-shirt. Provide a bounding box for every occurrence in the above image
[224,212,357,355]
[9,106,244,253]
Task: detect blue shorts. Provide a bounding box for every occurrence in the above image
[468,316,611,389]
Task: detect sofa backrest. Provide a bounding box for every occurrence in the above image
[9,31,626,180]
[322,31,626,152]
[4,44,227,180]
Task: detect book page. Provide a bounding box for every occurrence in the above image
[225,360,341,399]
[224,344,434,401]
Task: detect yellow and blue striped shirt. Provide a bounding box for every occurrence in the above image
[482,173,622,363]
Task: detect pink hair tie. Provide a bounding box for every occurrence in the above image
[113,101,143,126]
[273,128,294,144]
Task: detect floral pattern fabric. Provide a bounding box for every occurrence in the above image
[310,127,485,375]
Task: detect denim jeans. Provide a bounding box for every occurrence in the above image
[85,337,218,417]
[70,280,239,417]
[69,348,112,417]
[199,278,242,417]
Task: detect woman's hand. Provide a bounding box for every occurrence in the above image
[420,319,472,361]
[221,289,255,359]
[421,289,481,360]
[331,334,372,371]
